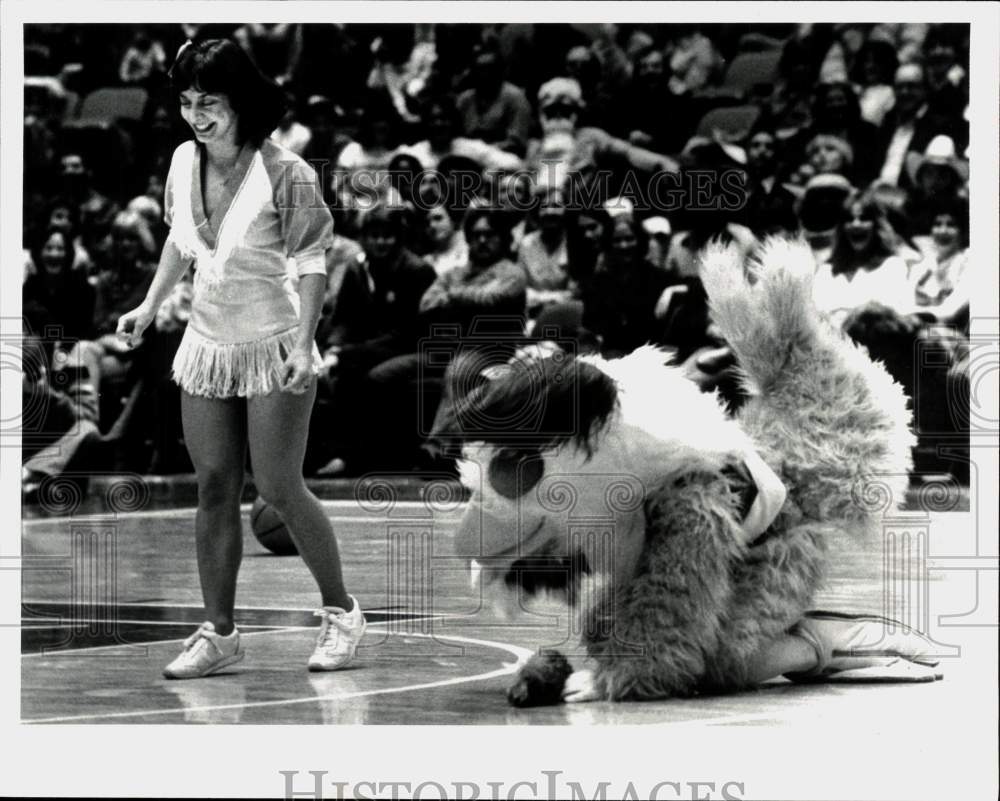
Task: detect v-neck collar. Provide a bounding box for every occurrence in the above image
[190,142,256,251]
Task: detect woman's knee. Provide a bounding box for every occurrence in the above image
[196,466,244,509]
[253,475,307,512]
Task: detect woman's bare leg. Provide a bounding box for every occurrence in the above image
[248,380,351,610]
[180,391,247,635]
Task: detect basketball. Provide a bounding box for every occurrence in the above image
[250,496,298,555]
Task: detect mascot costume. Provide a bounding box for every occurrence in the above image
[439,238,942,705]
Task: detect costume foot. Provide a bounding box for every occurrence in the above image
[787,611,943,682]
[819,658,941,683]
[562,669,603,703]
[507,650,572,707]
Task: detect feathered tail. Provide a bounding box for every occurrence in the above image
[700,237,915,525]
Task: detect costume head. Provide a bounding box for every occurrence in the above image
[437,346,751,606]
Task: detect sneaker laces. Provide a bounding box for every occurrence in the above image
[314,609,352,648]
[183,623,222,657]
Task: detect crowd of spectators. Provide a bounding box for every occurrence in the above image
[21,22,973,494]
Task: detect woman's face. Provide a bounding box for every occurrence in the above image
[843,204,875,252]
[467,216,503,266]
[931,213,962,253]
[809,140,847,175]
[41,232,68,275]
[179,89,238,147]
[426,206,455,245]
[608,218,639,267]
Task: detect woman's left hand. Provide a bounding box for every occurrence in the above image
[280,346,315,394]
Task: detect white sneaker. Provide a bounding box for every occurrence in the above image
[308,597,366,672]
[163,622,244,680]
[787,611,942,682]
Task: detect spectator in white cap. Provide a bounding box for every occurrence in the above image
[526,76,678,197]
[905,134,969,206]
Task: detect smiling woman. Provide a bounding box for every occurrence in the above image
[114,38,367,681]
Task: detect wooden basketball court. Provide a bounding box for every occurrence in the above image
[20,493,994,733]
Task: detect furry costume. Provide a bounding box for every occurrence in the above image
[443,238,918,702]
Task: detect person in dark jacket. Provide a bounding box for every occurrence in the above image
[312,203,436,475]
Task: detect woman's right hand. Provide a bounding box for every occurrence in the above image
[116,303,156,349]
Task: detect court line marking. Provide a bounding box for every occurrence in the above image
[22,500,466,526]
[19,611,462,658]
[23,625,533,724]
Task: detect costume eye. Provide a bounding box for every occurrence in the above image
[488,448,544,500]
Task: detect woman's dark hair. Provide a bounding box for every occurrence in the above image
[169,38,287,147]
[29,226,75,277]
[829,194,897,275]
[923,195,969,247]
[850,38,899,86]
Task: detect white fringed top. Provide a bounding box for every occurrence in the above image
[165,138,333,398]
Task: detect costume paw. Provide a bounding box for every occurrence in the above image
[562,669,603,703]
[507,650,572,707]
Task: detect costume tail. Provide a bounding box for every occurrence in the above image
[700,237,915,525]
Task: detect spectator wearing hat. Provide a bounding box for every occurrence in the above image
[527,76,679,199]
[876,63,964,189]
[905,134,969,212]
[455,40,533,157]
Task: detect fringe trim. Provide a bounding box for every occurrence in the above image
[172,326,321,399]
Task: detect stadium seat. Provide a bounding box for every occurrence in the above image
[695,104,761,141]
[720,50,782,98]
[67,86,148,126]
